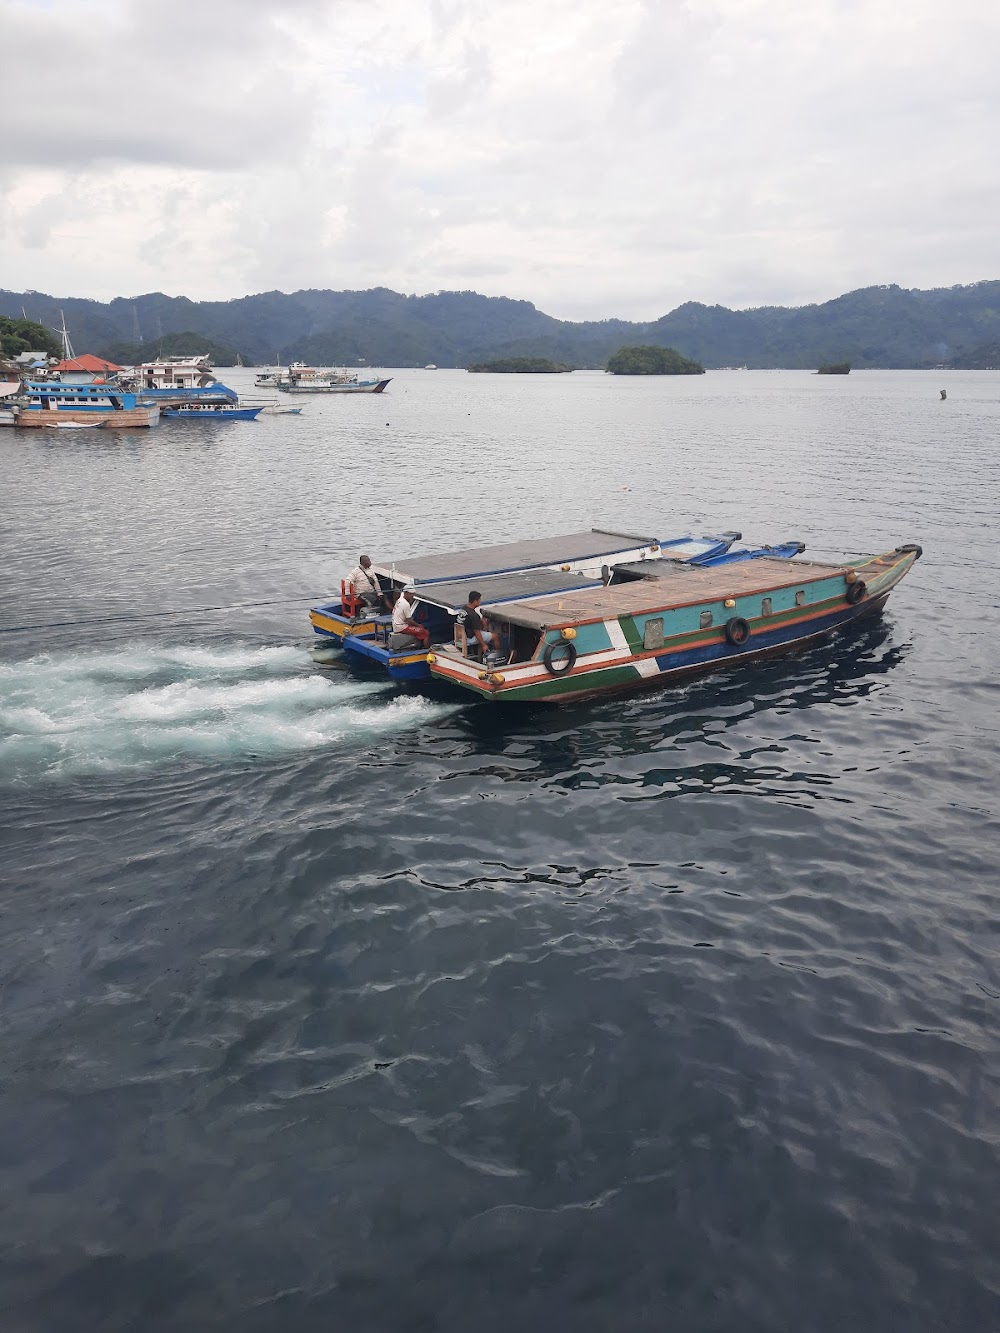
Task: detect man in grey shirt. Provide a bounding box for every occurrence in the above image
[346,554,383,609]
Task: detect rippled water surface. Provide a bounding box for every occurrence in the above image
[2,370,999,1331]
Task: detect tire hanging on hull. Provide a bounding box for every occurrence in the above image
[543,641,577,675]
[724,616,751,646]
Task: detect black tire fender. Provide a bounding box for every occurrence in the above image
[543,640,577,676]
[724,616,751,647]
[846,579,867,605]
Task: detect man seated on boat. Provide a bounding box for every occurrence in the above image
[390,587,431,650]
[458,591,494,657]
[346,554,384,610]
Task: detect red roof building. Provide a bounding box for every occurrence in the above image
[53,354,125,375]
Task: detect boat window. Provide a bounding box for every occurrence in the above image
[643,618,664,650]
[699,610,713,629]
[761,597,773,616]
[795,590,806,607]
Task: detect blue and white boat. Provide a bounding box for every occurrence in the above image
[137,384,239,405]
[160,402,263,420]
[15,381,160,428]
[129,357,239,405]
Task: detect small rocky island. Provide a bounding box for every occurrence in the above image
[817,361,851,374]
[607,345,705,375]
[467,357,572,373]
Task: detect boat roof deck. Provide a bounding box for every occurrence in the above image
[498,557,849,628]
[412,568,604,611]
[372,528,660,584]
[611,558,705,581]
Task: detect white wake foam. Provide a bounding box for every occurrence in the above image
[0,641,451,780]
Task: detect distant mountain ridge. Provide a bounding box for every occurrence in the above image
[2,281,998,369]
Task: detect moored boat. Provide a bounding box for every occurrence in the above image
[277,364,391,394]
[424,545,922,703]
[160,403,263,420]
[134,355,222,391]
[14,382,160,428]
[43,420,107,430]
[239,395,303,416]
[130,356,238,405]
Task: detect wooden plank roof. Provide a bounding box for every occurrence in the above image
[497,557,848,629]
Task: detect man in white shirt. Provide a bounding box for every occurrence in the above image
[390,587,430,649]
[345,554,383,610]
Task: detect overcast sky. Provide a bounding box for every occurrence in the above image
[2,0,997,320]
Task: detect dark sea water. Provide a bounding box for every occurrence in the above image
[2,369,998,1332]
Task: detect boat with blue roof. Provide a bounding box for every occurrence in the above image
[129,356,239,406]
[14,381,160,428]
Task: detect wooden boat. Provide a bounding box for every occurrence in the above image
[43,420,106,430]
[309,529,745,644]
[339,539,806,683]
[15,382,160,428]
[424,545,922,703]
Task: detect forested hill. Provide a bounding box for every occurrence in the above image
[2,281,998,369]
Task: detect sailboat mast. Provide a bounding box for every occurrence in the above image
[59,310,75,360]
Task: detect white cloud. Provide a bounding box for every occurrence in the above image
[1,0,998,317]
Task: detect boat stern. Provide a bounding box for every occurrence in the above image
[309,602,379,641]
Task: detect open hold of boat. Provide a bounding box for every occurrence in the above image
[425,545,922,703]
